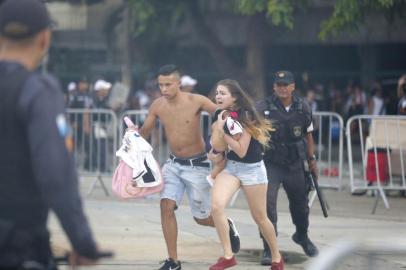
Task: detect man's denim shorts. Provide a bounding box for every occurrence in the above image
[223,160,268,186]
[161,159,211,219]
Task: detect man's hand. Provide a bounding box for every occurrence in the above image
[126,125,139,132]
[309,159,318,178]
[68,251,98,269]
[67,249,113,269]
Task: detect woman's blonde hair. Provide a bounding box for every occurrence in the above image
[215,79,274,147]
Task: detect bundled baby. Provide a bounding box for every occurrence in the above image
[207,109,243,184]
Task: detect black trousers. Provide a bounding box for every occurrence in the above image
[265,160,310,236]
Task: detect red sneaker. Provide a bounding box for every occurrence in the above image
[270,256,284,270]
[209,256,237,270]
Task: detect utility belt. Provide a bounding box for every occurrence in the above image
[169,153,210,168]
[0,218,53,269]
[266,140,306,166]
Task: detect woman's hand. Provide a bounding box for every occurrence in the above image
[208,149,225,164]
[216,110,227,131]
[207,149,217,162]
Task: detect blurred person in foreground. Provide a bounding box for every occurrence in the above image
[0,0,105,269]
[256,71,319,265]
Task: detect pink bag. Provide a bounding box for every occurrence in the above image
[112,160,164,199]
[112,117,164,199]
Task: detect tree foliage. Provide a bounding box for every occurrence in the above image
[319,0,406,40]
[232,0,308,29]
[47,0,104,5]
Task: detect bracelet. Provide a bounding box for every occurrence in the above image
[308,154,317,161]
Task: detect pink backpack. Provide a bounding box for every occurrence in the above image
[112,160,163,199]
[112,117,164,199]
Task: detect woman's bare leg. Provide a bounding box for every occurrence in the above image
[243,184,282,263]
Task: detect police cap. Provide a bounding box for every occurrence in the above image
[274,70,294,85]
[0,0,52,40]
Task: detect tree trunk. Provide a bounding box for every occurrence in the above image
[245,14,267,100]
[122,1,132,89]
[185,1,241,78]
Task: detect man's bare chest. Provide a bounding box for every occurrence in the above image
[158,105,201,127]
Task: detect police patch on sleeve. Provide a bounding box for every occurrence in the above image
[56,114,68,137]
[56,114,73,152]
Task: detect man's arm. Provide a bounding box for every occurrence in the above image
[20,75,99,259]
[305,132,317,174]
[198,94,217,114]
[139,99,159,139]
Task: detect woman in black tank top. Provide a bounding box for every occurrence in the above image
[208,79,285,270]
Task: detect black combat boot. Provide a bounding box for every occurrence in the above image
[292,232,319,257]
[260,238,272,265]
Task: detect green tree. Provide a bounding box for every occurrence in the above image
[126,0,406,98]
[319,0,406,40]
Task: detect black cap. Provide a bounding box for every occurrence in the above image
[274,70,294,84]
[0,0,51,40]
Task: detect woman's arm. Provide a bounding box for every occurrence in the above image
[216,110,250,158]
[224,131,251,158]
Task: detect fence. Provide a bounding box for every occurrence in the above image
[308,112,344,208]
[313,112,344,190]
[67,109,345,200]
[67,109,118,196]
[346,115,406,213]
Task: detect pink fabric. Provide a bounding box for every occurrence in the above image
[112,159,164,199]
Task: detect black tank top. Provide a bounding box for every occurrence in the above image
[227,138,263,163]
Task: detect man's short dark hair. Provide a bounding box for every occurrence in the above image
[158,64,179,76]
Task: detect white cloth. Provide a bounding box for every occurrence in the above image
[226,117,243,136]
[371,96,385,115]
[116,130,162,187]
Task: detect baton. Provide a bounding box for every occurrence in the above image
[309,171,328,218]
[304,161,328,218]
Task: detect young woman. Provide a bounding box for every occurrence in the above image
[208,79,284,270]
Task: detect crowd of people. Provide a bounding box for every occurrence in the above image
[64,73,406,130]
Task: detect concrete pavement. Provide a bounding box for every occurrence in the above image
[49,177,406,270]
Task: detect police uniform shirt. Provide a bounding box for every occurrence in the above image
[283,103,314,133]
[2,61,98,258]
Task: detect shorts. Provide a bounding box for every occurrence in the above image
[223,160,268,186]
[161,159,211,219]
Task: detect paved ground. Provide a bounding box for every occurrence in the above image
[49,176,406,270]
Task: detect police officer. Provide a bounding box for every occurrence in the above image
[0,0,105,269]
[256,71,319,265]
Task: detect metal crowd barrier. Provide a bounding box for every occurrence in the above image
[313,112,344,190]
[67,109,118,196]
[306,239,406,270]
[308,112,344,209]
[67,109,345,202]
[346,115,406,213]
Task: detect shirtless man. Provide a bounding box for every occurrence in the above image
[139,65,240,270]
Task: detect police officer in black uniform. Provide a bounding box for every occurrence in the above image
[256,71,319,265]
[0,0,105,269]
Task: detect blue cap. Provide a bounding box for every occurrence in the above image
[0,0,51,40]
[274,70,294,84]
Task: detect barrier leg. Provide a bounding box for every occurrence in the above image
[87,175,110,197]
[371,186,389,214]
